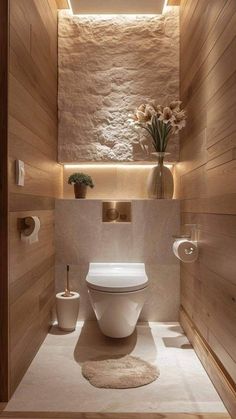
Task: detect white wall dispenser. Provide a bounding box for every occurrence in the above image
[172,225,198,263]
[15,159,25,186]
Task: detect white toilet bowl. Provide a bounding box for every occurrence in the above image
[86,263,149,338]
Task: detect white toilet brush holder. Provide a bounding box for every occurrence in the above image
[56,265,80,331]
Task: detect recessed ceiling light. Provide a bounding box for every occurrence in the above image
[69,0,166,15]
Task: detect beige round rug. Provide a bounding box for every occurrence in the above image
[81,355,160,389]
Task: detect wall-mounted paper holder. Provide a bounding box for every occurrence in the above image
[172,224,198,241]
[172,234,191,239]
[19,217,35,236]
[172,224,198,263]
[18,216,41,244]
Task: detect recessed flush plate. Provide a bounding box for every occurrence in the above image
[102,201,132,223]
[70,0,166,15]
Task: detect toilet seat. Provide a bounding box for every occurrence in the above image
[86,263,149,293]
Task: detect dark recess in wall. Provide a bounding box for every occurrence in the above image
[0,0,9,403]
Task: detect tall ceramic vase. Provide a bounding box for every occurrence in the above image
[147,152,174,199]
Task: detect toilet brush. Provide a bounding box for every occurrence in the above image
[62,265,73,297]
[56,265,80,331]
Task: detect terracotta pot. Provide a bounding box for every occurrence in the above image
[74,183,87,199]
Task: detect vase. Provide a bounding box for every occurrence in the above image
[74,183,87,199]
[147,152,174,199]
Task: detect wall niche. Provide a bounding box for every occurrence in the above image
[58,9,179,162]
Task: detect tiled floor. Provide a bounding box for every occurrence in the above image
[4,322,227,414]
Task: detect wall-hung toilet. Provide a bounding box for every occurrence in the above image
[86,263,149,338]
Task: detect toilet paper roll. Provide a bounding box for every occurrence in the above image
[21,216,41,244]
[173,239,198,263]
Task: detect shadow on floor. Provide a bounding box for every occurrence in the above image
[163,336,192,349]
[73,321,157,365]
[48,326,74,336]
[167,324,185,335]
[163,324,192,349]
[74,321,138,364]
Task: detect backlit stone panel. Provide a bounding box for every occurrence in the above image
[58,10,179,162]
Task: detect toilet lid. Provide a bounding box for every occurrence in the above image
[86,263,149,293]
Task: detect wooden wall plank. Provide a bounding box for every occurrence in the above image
[8,0,62,398]
[180,195,236,215]
[0,0,9,403]
[0,413,232,419]
[9,211,55,283]
[208,331,236,384]
[9,194,55,212]
[180,0,198,33]
[9,30,57,119]
[9,1,57,79]
[180,308,236,419]
[8,116,57,161]
[56,0,70,9]
[181,262,236,365]
[8,158,61,198]
[9,256,55,305]
[9,75,57,146]
[178,0,236,415]
[167,0,180,5]
[10,268,54,348]
[181,0,230,84]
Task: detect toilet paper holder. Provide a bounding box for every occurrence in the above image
[172,224,198,242]
[19,217,39,236]
[172,224,199,263]
[19,216,41,245]
[172,233,191,239]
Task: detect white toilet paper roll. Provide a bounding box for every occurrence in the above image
[173,239,198,263]
[21,216,41,244]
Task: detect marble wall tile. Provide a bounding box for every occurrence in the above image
[55,199,180,320]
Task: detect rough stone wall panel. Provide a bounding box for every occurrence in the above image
[58,10,179,162]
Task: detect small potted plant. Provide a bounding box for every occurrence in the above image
[68,172,94,199]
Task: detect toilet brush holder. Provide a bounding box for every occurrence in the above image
[56,265,79,331]
[56,292,80,331]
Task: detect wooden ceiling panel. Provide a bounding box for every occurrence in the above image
[56,0,70,9]
[167,0,181,5]
[56,0,180,12]
[70,0,166,14]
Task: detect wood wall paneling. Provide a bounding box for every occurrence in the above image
[56,0,70,9]
[8,0,61,398]
[180,308,236,418]
[0,0,9,403]
[0,413,232,419]
[3,0,236,411]
[178,0,236,417]
[167,0,181,5]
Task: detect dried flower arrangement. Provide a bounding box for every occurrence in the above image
[129,100,187,154]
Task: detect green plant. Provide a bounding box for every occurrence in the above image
[68,172,94,188]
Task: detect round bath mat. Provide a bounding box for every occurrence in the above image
[81,355,160,389]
